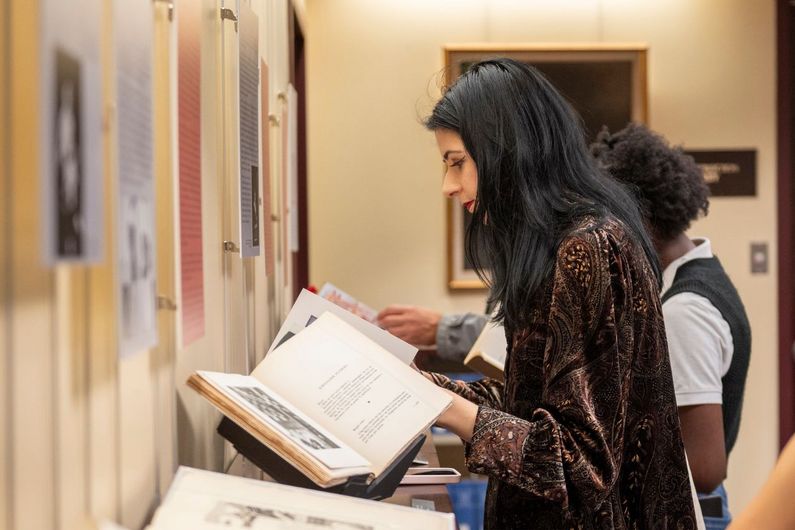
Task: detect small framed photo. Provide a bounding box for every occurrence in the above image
[444,44,648,289]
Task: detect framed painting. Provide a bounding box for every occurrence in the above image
[444,44,648,289]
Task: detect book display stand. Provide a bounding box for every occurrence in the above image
[218,416,426,500]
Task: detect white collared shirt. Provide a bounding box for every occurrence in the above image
[661,238,734,406]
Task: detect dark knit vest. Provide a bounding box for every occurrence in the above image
[661,256,751,455]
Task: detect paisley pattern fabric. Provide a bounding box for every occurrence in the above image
[430,217,697,529]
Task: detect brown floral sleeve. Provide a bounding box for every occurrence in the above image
[426,372,504,409]
[462,228,628,509]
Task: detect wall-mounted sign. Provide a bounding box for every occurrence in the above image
[178,0,205,346]
[239,2,260,258]
[684,149,757,197]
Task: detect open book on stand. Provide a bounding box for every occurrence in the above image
[463,320,507,380]
[147,466,456,529]
[188,310,452,498]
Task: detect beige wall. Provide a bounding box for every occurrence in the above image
[1,0,298,528]
[306,0,778,514]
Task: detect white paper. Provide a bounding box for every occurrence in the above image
[115,0,157,357]
[268,289,417,364]
[318,282,378,323]
[198,371,369,470]
[238,2,260,257]
[150,467,456,530]
[40,0,104,264]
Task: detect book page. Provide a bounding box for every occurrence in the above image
[253,313,451,474]
[268,289,416,364]
[197,371,369,471]
[150,467,455,530]
[466,320,507,368]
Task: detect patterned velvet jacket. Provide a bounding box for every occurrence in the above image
[430,217,698,529]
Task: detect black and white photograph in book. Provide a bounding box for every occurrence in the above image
[229,385,339,451]
[55,47,83,258]
[206,501,375,530]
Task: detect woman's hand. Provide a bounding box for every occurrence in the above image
[435,389,479,443]
[413,365,477,441]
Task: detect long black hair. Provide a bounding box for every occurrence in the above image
[425,58,659,327]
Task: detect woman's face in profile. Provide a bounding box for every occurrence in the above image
[435,128,478,213]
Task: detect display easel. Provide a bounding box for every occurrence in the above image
[217,416,425,500]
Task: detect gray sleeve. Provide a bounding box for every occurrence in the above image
[436,313,489,362]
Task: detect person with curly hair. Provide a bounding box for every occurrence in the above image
[592,123,751,530]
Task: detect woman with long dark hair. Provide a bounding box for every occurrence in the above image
[423,58,698,528]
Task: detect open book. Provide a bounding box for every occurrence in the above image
[188,312,452,489]
[147,466,456,529]
[463,321,507,380]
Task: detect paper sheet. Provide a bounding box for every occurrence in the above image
[115,0,157,357]
[268,289,416,364]
[40,0,104,264]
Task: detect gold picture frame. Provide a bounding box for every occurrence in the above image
[444,43,648,290]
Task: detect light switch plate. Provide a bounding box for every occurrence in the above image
[751,242,768,274]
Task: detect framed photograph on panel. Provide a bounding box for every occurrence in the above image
[444,44,648,289]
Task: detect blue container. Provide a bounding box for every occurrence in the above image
[444,372,485,384]
[448,479,488,530]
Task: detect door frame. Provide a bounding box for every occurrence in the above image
[288,5,308,300]
[778,0,795,449]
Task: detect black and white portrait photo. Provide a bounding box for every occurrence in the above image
[230,386,338,451]
[54,47,83,258]
[41,23,104,266]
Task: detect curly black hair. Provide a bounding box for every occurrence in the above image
[590,123,709,242]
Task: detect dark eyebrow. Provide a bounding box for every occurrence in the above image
[443,150,464,161]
